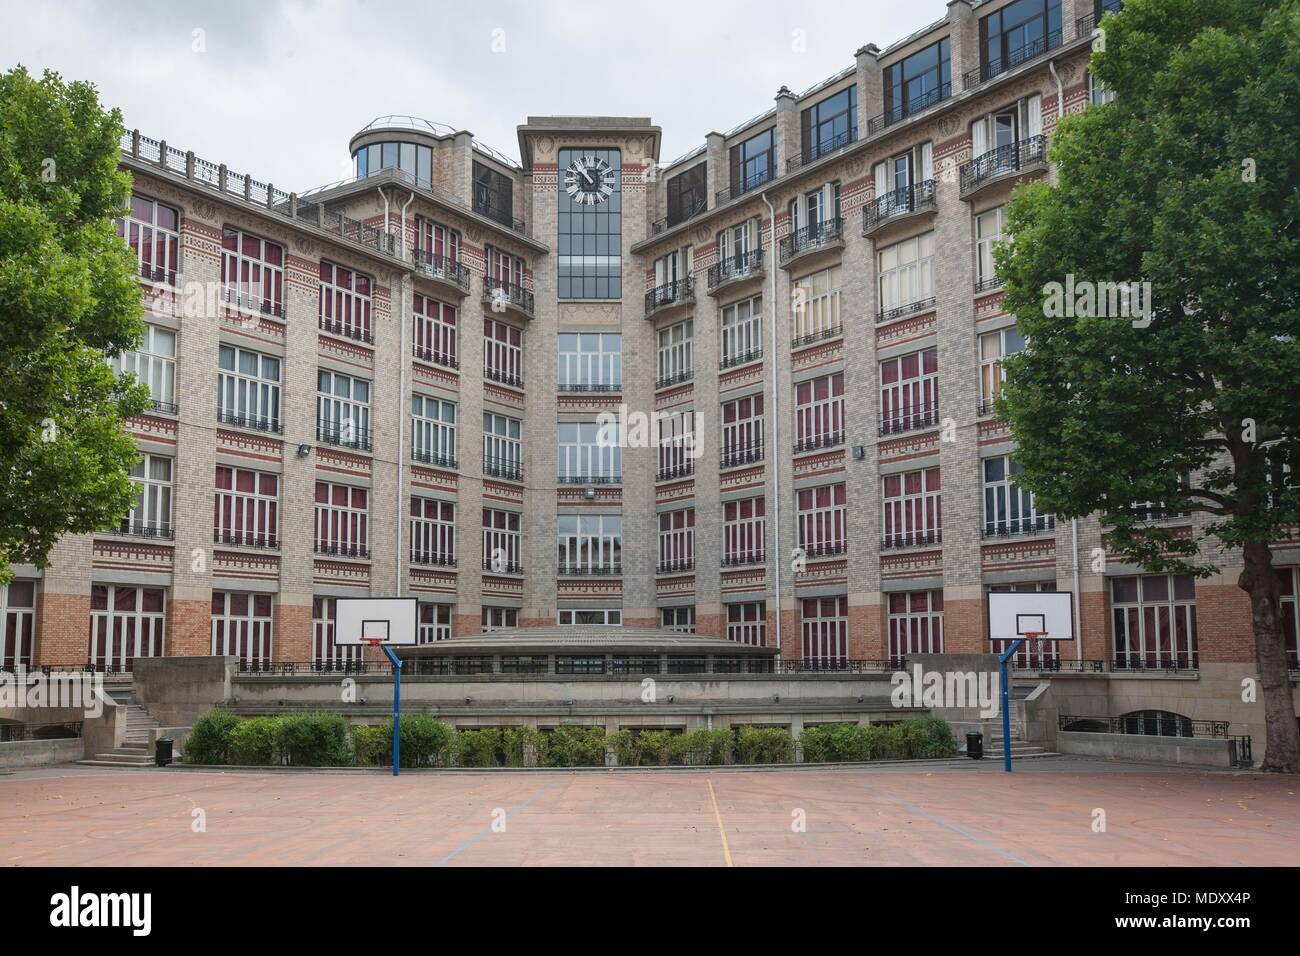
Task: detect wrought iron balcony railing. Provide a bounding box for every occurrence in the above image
[786,129,856,172]
[791,324,843,349]
[319,316,373,343]
[863,180,936,234]
[412,449,457,469]
[962,29,1064,90]
[722,551,766,567]
[481,278,534,317]
[878,296,937,323]
[651,195,708,234]
[881,530,942,549]
[413,249,471,290]
[656,461,695,481]
[707,249,764,291]
[867,84,952,135]
[655,369,693,390]
[656,559,695,574]
[482,456,522,481]
[960,135,1049,193]
[412,345,458,369]
[216,409,282,434]
[779,216,844,264]
[719,347,762,370]
[645,276,695,315]
[793,432,844,454]
[716,167,775,205]
[880,405,940,436]
[316,421,373,452]
[410,552,457,568]
[483,367,524,388]
[720,441,764,469]
[221,286,283,318]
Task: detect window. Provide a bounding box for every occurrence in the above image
[1277,567,1299,669]
[116,194,179,285]
[656,319,694,386]
[313,482,368,558]
[791,265,842,343]
[716,217,762,280]
[983,456,1053,536]
[483,412,522,480]
[557,515,622,574]
[727,602,766,646]
[557,147,621,299]
[412,294,457,368]
[666,163,707,227]
[313,597,362,667]
[90,585,165,671]
[120,454,172,538]
[416,218,461,265]
[418,603,452,644]
[472,161,515,227]
[720,295,763,367]
[111,325,176,413]
[877,232,935,318]
[882,39,951,126]
[558,422,621,483]
[979,0,1062,80]
[789,182,842,244]
[483,509,522,573]
[729,128,776,196]
[888,591,943,663]
[794,372,845,452]
[661,606,696,633]
[317,370,372,451]
[214,466,279,547]
[319,262,372,342]
[880,347,939,434]
[797,483,847,557]
[221,226,284,316]
[975,206,1006,290]
[969,95,1043,171]
[658,508,695,572]
[801,86,857,162]
[883,467,942,547]
[355,140,433,188]
[979,325,1026,413]
[1,581,36,670]
[652,246,693,305]
[801,596,848,667]
[872,143,934,220]
[721,394,764,467]
[485,245,526,302]
[1111,574,1198,669]
[988,583,1058,668]
[482,607,519,632]
[557,609,622,626]
[211,591,272,668]
[657,410,697,480]
[218,345,281,432]
[484,318,524,387]
[410,497,456,566]
[558,332,621,390]
[412,395,457,468]
[1086,69,1114,107]
[723,496,766,565]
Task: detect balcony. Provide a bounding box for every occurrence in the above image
[719,347,763,371]
[413,249,471,297]
[557,563,622,576]
[319,316,373,344]
[221,286,283,319]
[799,543,847,559]
[975,275,1005,294]
[483,455,522,482]
[317,421,373,453]
[557,382,621,394]
[149,399,179,416]
[481,278,534,320]
[645,276,695,319]
[483,367,524,389]
[779,217,844,269]
[656,559,695,574]
[867,85,952,136]
[412,345,458,370]
[707,249,764,296]
[216,409,281,434]
[557,475,620,485]
[880,405,939,436]
[314,543,370,559]
[982,517,1056,540]
[651,196,707,235]
[791,324,843,350]
[786,129,856,173]
[214,531,278,550]
[959,135,1049,199]
[878,296,936,323]
[410,552,457,568]
[862,180,937,237]
[722,551,766,568]
[110,521,173,540]
[793,432,844,455]
[655,369,693,390]
[720,441,764,469]
[412,449,457,470]
[482,559,523,574]
[716,168,774,206]
[881,530,941,550]
[962,29,1064,91]
[656,461,695,482]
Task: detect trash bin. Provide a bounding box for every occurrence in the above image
[965,731,983,760]
[155,737,173,767]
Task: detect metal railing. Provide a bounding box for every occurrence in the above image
[216,409,282,434]
[656,559,695,573]
[0,721,83,742]
[716,167,775,205]
[722,551,766,567]
[981,518,1057,539]
[557,474,620,485]
[975,275,1004,293]
[483,367,524,389]
[109,522,173,540]
[652,195,708,234]
[138,264,178,286]
[863,180,936,233]
[878,296,937,323]
[1010,658,1105,673]
[1111,653,1200,672]
[557,382,621,393]
[149,399,179,415]
[221,285,284,318]
[867,84,952,135]
[707,249,765,291]
[787,129,856,171]
[214,531,279,550]
[655,370,693,390]
[880,405,940,436]
[791,324,843,349]
[799,542,847,558]
[960,134,1049,194]
[313,543,370,559]
[413,249,471,290]
[412,345,458,369]
[316,421,373,452]
[481,278,535,317]
[881,530,942,549]
[779,217,844,264]
[319,316,373,343]
[412,449,457,469]
[1058,713,1250,762]
[410,552,457,568]
[720,347,763,370]
[557,564,623,576]
[656,462,695,481]
[721,441,765,468]
[482,559,523,574]
[963,29,1064,90]
[793,432,844,454]
[230,657,909,679]
[645,276,695,315]
[482,456,522,482]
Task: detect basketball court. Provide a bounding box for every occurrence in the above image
[2,758,1295,867]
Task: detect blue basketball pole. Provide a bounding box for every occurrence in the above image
[381,645,402,777]
[997,639,1023,773]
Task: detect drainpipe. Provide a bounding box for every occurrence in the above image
[1047,59,1065,121]
[761,191,781,655]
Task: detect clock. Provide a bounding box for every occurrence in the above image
[563,155,616,205]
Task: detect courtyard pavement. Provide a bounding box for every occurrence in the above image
[1,756,1296,866]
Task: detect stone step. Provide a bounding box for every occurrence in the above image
[90,752,155,765]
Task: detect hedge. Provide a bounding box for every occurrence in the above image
[799,718,956,763]
[183,710,242,765]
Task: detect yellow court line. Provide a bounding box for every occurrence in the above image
[706,778,734,867]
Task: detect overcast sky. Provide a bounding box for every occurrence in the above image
[3,0,942,187]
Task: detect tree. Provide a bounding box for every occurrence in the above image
[0,67,148,583]
[996,0,1300,771]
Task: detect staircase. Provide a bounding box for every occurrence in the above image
[971,685,1054,758]
[77,688,164,768]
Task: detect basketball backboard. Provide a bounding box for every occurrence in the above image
[333,597,418,646]
[987,591,1075,642]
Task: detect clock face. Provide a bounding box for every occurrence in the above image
[563,155,616,205]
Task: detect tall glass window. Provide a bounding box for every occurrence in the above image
[801,86,857,162]
[557,147,621,299]
[883,39,951,126]
[729,128,776,196]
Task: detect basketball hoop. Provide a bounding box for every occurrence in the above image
[1023,631,1046,643]
[359,636,386,647]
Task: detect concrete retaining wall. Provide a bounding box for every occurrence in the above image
[133,656,235,726]
[1057,730,1241,768]
[0,737,83,769]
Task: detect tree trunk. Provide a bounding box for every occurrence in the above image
[1239,540,1300,773]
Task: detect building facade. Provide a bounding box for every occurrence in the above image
[4,0,1298,754]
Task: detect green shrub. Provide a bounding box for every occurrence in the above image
[401,715,453,767]
[279,713,351,766]
[183,710,242,765]
[545,725,606,767]
[503,727,547,767]
[606,730,634,766]
[798,725,833,763]
[453,729,504,767]
[734,726,795,765]
[230,716,283,765]
[800,718,955,763]
[350,723,390,766]
[633,730,674,766]
[670,728,734,765]
[899,715,956,758]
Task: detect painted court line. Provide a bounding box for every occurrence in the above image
[861,782,1032,867]
[706,778,734,867]
[431,782,557,867]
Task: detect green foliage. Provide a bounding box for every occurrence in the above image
[350,723,390,767]
[544,725,607,767]
[0,66,150,582]
[278,713,351,767]
[800,718,956,762]
[632,729,674,766]
[670,728,735,766]
[735,726,796,765]
[351,715,453,768]
[229,716,283,766]
[900,715,958,759]
[182,710,241,765]
[503,727,548,767]
[452,729,504,768]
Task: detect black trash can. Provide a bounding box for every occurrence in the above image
[965,731,984,760]
[155,737,173,767]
